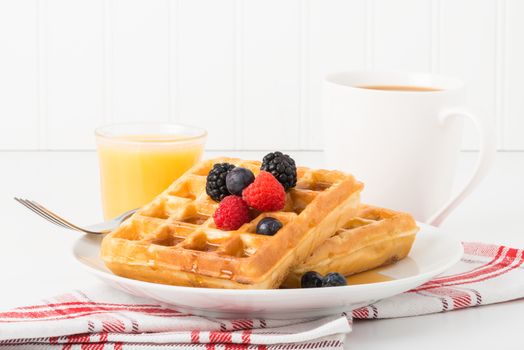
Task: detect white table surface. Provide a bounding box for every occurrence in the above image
[1,150,523,349]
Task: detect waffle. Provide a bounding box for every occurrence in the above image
[283,205,418,288]
[101,157,363,289]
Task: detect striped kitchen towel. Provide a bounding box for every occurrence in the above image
[1,242,523,349]
[353,241,524,319]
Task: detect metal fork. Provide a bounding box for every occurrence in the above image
[14,197,137,234]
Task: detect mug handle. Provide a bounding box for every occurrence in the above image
[427,109,496,226]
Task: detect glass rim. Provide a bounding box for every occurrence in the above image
[95,122,207,145]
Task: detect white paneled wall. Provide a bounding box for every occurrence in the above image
[0,0,522,150]
[177,0,236,149]
[373,0,432,72]
[0,0,39,149]
[111,0,170,125]
[439,0,497,150]
[45,0,105,148]
[505,0,524,149]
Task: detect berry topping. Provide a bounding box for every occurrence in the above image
[256,217,283,236]
[261,152,297,191]
[300,271,348,288]
[226,167,255,196]
[301,271,324,288]
[206,163,235,202]
[242,171,286,212]
[213,195,250,230]
[322,272,347,287]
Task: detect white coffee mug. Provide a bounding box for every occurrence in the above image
[322,71,496,226]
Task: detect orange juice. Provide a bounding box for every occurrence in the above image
[96,125,206,219]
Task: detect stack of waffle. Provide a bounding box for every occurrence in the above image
[101,157,418,289]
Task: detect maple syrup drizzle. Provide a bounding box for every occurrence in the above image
[345,267,394,285]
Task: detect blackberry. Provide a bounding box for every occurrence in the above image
[206,163,235,202]
[260,151,297,190]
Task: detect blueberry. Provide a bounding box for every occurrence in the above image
[226,167,255,195]
[301,271,323,288]
[322,272,347,287]
[256,217,283,236]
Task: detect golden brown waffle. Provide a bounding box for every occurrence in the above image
[283,205,418,288]
[101,157,363,289]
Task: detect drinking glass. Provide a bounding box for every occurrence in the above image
[95,122,206,219]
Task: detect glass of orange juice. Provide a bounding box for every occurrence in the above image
[95,122,206,219]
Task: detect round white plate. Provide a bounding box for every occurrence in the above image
[72,223,463,319]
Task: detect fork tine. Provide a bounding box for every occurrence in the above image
[27,200,84,232]
[27,204,76,230]
[18,199,80,231]
[29,200,103,234]
[15,198,73,230]
[14,198,103,234]
[17,199,73,230]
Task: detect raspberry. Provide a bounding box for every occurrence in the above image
[213,195,250,230]
[242,171,286,212]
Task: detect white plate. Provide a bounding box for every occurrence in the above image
[72,223,463,319]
